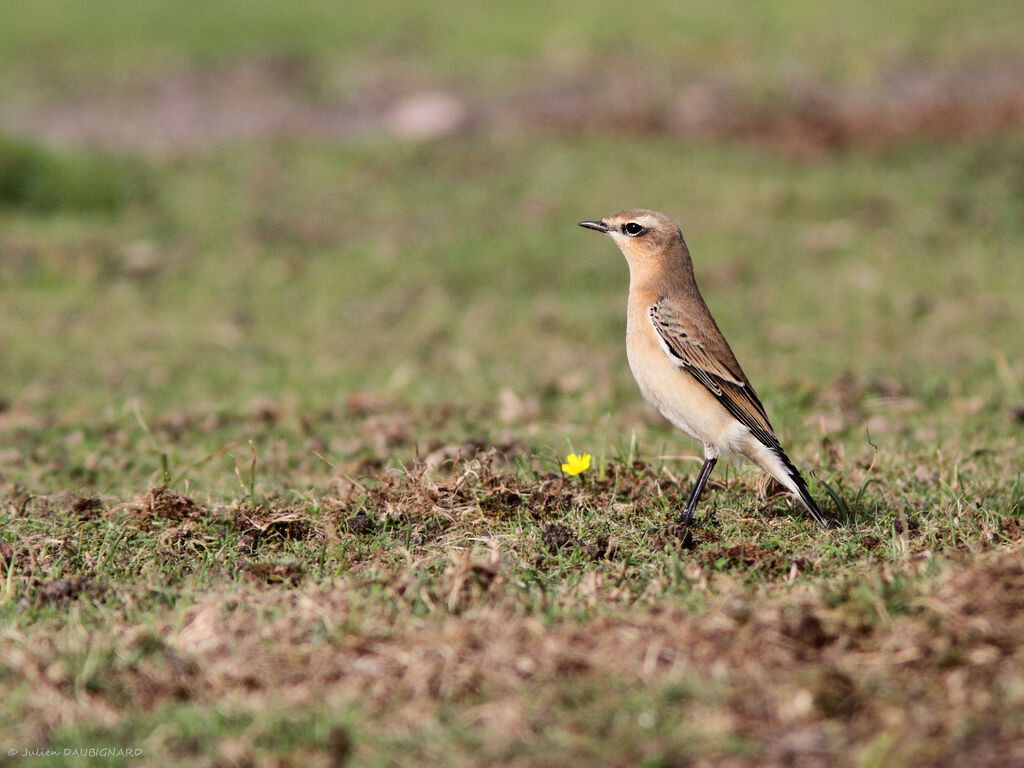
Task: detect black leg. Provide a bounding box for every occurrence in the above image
[677,457,718,525]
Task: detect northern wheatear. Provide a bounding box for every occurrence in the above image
[580,209,830,527]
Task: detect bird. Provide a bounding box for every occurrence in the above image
[579,209,831,527]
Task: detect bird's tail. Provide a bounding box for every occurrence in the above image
[752,442,832,528]
[779,453,831,527]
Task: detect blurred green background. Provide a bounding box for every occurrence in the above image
[1,0,1023,489]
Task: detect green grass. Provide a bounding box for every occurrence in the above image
[2,0,1023,98]
[3,136,1022,446]
[2,1,1024,765]
[0,134,152,213]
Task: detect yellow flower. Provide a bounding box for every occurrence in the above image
[561,452,592,476]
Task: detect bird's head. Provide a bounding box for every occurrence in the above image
[579,209,688,271]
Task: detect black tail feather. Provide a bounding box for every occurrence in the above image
[776,450,832,528]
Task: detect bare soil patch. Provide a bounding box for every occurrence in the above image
[3,58,1024,155]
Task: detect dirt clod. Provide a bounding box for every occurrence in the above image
[36,576,101,607]
[479,489,523,516]
[711,543,786,572]
[999,517,1024,542]
[345,514,377,535]
[813,668,858,718]
[585,535,619,561]
[236,530,262,555]
[784,613,834,650]
[893,513,921,535]
[0,540,13,569]
[237,508,314,541]
[238,559,305,585]
[133,485,205,522]
[541,523,580,551]
[649,523,697,551]
[69,496,103,519]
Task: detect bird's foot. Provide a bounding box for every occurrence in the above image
[649,522,696,550]
[675,510,697,527]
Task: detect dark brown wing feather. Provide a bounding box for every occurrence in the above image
[648,299,832,528]
[648,300,779,451]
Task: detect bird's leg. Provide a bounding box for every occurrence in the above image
[677,457,718,525]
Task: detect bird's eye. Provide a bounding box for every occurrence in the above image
[622,222,645,236]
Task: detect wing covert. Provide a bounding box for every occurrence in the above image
[648,300,779,449]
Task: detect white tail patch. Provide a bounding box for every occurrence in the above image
[737,431,828,524]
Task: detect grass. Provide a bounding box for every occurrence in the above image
[3,0,1023,97]
[0,134,152,213]
[2,1,1024,765]
[2,131,1022,766]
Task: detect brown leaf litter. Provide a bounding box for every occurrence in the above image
[6,546,1024,763]
[341,449,691,539]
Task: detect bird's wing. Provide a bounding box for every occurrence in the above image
[648,299,779,449]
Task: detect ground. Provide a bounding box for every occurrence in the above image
[2,2,1024,766]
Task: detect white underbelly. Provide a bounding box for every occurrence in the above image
[626,335,748,456]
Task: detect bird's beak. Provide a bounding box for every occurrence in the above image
[579,220,613,234]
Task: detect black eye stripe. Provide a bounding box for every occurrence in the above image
[622,222,645,236]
